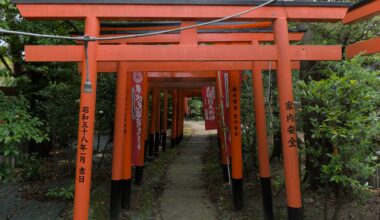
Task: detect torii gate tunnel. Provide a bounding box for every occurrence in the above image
[11,0,355,219]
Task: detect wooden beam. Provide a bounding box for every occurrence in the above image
[25,45,342,62]
[77,61,300,72]
[148,72,216,78]
[17,4,349,21]
[346,36,380,58]
[93,32,305,44]
[149,81,215,88]
[100,21,272,31]
[343,0,380,24]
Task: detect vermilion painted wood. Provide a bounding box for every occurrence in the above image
[25,45,342,61]
[148,72,216,78]
[78,61,300,72]
[346,36,380,58]
[112,63,128,181]
[121,71,133,180]
[180,21,197,46]
[162,90,168,131]
[215,72,228,167]
[73,16,99,220]
[155,88,161,133]
[78,32,305,44]
[148,81,215,88]
[149,77,215,83]
[136,72,148,167]
[228,70,243,179]
[16,4,349,21]
[343,0,380,24]
[251,42,270,179]
[274,17,302,209]
[176,91,182,140]
[171,90,177,140]
[100,21,272,31]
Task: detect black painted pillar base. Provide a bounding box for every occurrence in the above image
[120,179,131,210]
[171,138,176,148]
[110,180,122,220]
[288,207,303,220]
[232,178,244,210]
[180,133,184,140]
[162,132,167,152]
[260,177,274,220]
[148,134,154,159]
[176,136,180,144]
[222,164,229,183]
[154,131,160,156]
[134,166,144,185]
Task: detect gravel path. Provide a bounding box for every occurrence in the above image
[158,121,217,220]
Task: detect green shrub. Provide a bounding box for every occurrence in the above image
[298,57,379,197]
[45,184,74,200]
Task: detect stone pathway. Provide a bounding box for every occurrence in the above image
[158,121,217,220]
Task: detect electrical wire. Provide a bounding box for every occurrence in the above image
[0,0,276,42]
[0,0,276,93]
[94,0,276,41]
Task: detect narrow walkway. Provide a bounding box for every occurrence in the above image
[158,121,216,220]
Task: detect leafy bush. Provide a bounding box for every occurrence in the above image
[45,184,74,200]
[0,92,47,146]
[18,153,46,181]
[0,92,47,182]
[187,97,203,120]
[298,57,379,197]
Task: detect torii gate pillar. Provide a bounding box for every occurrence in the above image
[110,62,128,219]
[252,60,273,220]
[73,16,99,220]
[162,90,169,151]
[154,88,161,156]
[171,90,178,147]
[134,72,149,185]
[121,72,133,210]
[228,71,243,210]
[274,17,303,220]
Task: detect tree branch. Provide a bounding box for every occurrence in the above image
[0,54,14,75]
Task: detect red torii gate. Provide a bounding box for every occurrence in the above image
[77,26,305,220]
[11,1,352,220]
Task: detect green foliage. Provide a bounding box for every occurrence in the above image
[307,17,380,47]
[0,92,47,149]
[35,81,80,148]
[45,183,75,200]
[272,175,285,195]
[187,97,203,120]
[18,153,46,181]
[240,71,257,170]
[298,57,380,196]
[0,92,47,182]
[0,165,11,183]
[95,73,116,133]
